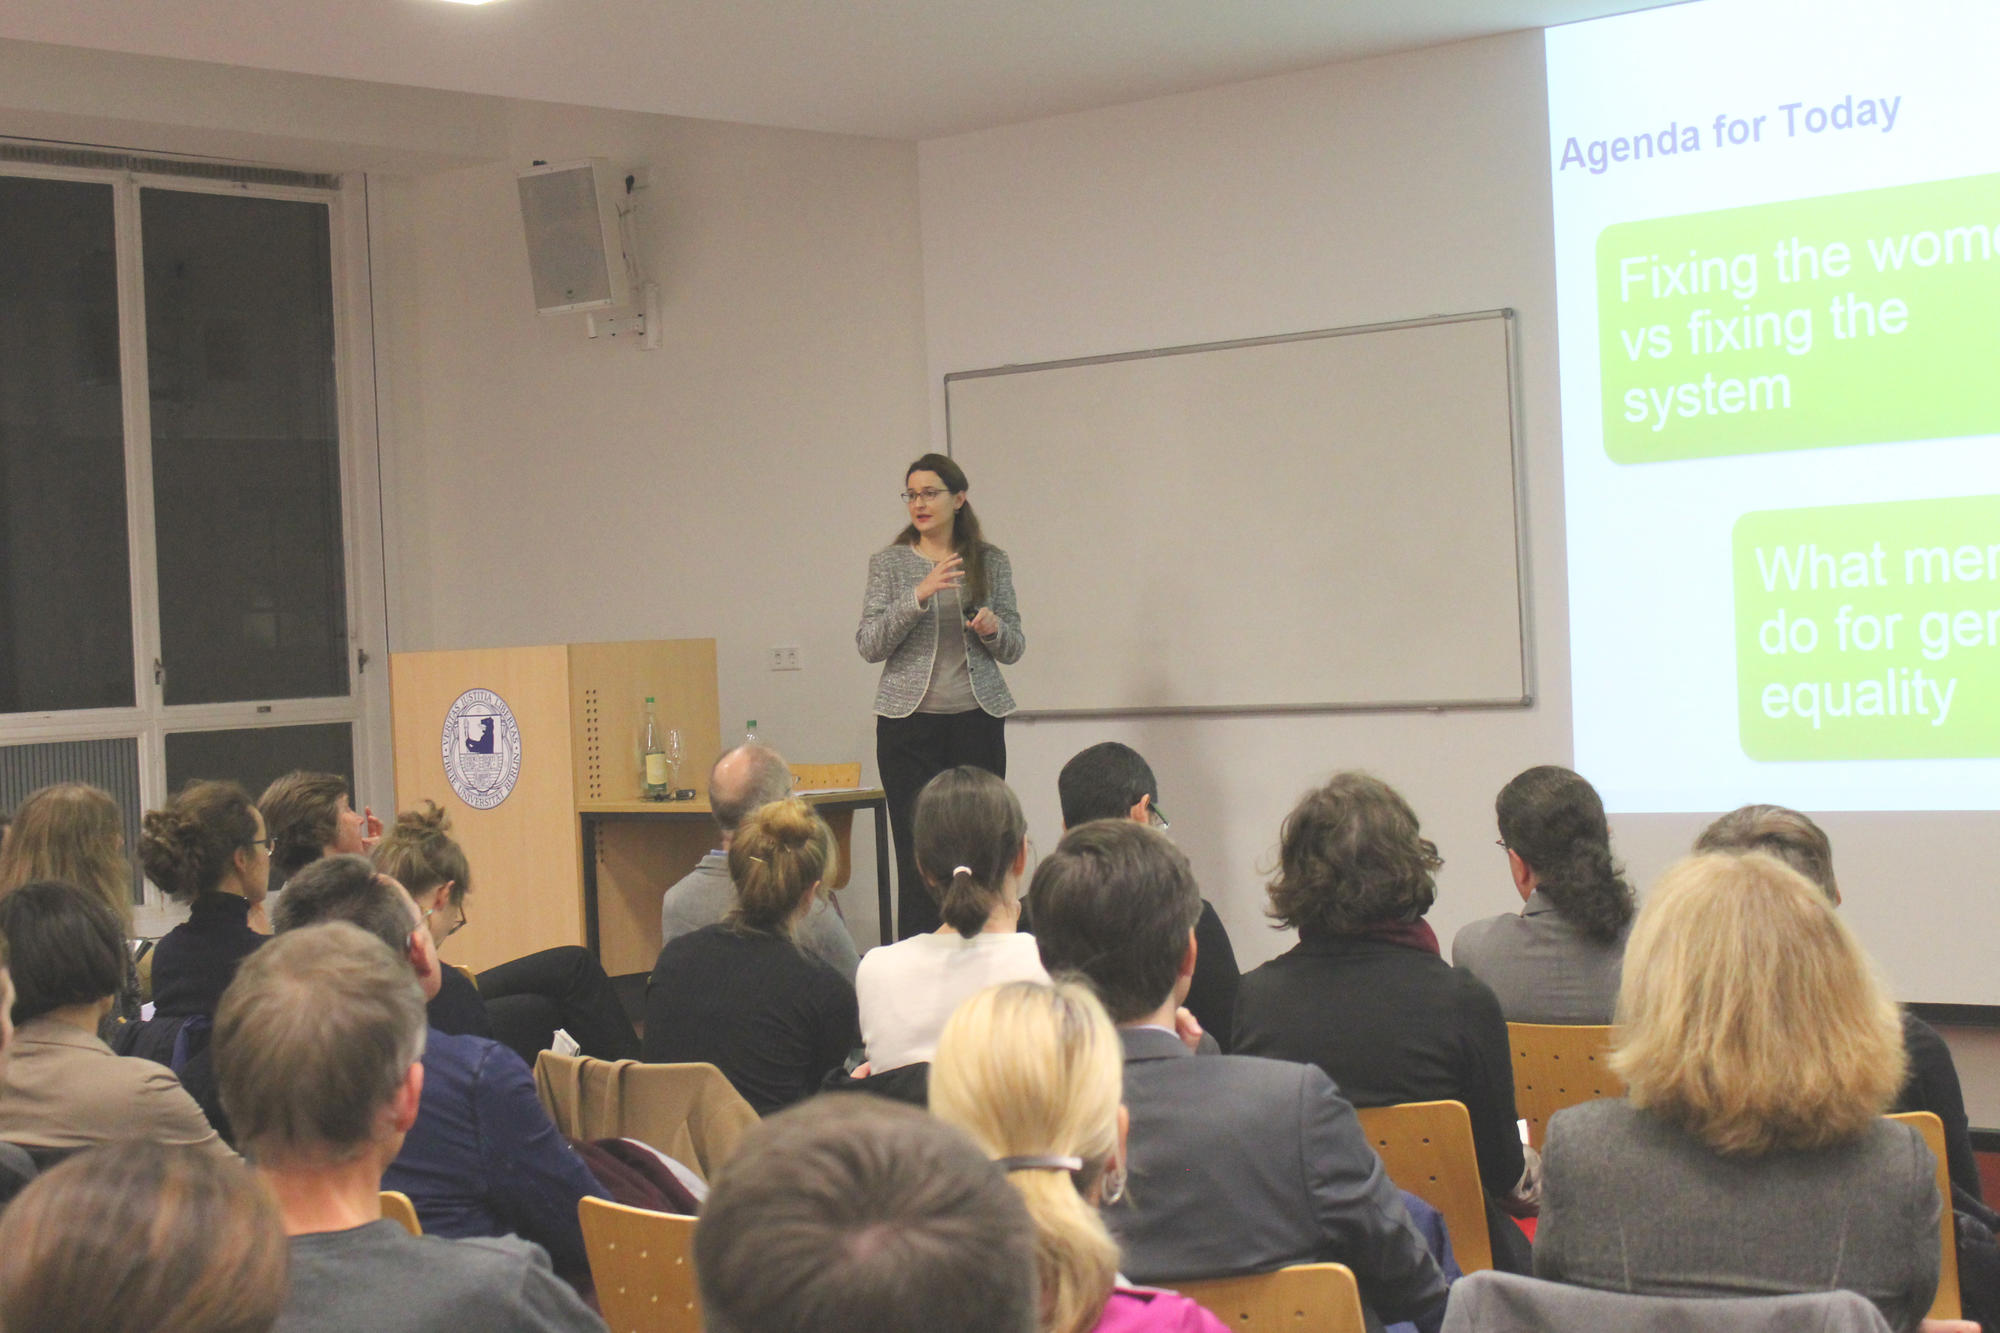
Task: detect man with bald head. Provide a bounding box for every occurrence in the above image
[659,744,859,982]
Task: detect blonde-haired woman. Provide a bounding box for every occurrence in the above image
[0,784,139,1022]
[932,981,1227,1333]
[1535,852,1940,1331]
[641,797,858,1113]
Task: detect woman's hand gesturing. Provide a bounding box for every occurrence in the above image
[915,553,964,605]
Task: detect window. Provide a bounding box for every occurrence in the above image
[0,157,388,915]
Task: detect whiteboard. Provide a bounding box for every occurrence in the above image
[945,312,1529,714]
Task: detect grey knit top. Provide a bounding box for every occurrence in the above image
[856,543,1024,718]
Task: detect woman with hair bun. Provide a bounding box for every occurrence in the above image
[139,781,270,1022]
[641,797,858,1113]
[856,767,1047,1073]
[374,801,638,1063]
[931,980,1227,1333]
[1451,765,1634,1024]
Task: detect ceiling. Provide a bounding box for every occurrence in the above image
[0,0,1683,141]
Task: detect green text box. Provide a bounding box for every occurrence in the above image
[1599,171,2000,463]
[1734,494,2000,760]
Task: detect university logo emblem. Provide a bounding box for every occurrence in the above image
[441,688,523,810]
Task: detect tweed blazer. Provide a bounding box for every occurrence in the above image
[856,542,1024,718]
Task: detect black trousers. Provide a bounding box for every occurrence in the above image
[478,946,640,1066]
[877,709,1006,939]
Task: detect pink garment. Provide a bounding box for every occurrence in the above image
[1090,1286,1231,1333]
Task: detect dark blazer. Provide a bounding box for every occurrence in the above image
[1233,933,1525,1199]
[1183,901,1241,1050]
[1108,1026,1447,1329]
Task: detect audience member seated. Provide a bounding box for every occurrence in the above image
[695,1094,1040,1333]
[270,855,606,1277]
[260,770,381,894]
[0,935,31,1208]
[0,783,141,1024]
[374,802,638,1064]
[1535,852,1939,1332]
[660,743,860,982]
[1695,803,1982,1206]
[214,921,607,1332]
[0,881,228,1160]
[1030,819,1447,1325]
[1058,742,1240,1047]
[140,780,271,1022]
[644,798,857,1111]
[857,767,1046,1072]
[1232,772,1534,1264]
[933,979,1230,1333]
[0,1140,286,1333]
[1450,765,1634,1024]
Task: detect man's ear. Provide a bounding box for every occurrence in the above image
[1180,928,1198,981]
[388,1062,424,1135]
[1128,793,1152,825]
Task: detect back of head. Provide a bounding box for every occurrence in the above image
[372,801,471,905]
[697,1094,1037,1333]
[1494,765,1634,943]
[1028,820,1200,1023]
[1695,804,1839,902]
[708,745,794,837]
[1614,852,1904,1154]
[931,981,1123,1333]
[258,771,350,883]
[1267,771,1437,937]
[726,797,836,935]
[140,781,260,904]
[0,1140,287,1333]
[916,767,1028,938]
[0,783,132,931]
[1056,743,1156,827]
[0,880,125,1023]
[215,922,427,1166]
[270,854,413,957]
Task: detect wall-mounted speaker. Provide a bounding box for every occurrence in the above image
[517,158,631,316]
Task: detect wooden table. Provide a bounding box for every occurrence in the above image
[578,787,892,967]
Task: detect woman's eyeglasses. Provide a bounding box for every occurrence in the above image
[900,487,950,505]
[424,903,469,939]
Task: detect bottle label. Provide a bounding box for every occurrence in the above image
[645,754,669,785]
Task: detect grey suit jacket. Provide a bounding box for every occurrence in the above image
[1450,889,1627,1024]
[1109,1027,1447,1328]
[1535,1100,1939,1333]
[856,543,1023,717]
[1441,1269,1894,1333]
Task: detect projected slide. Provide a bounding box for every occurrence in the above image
[1547,0,2000,812]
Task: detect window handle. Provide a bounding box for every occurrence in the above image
[153,657,165,686]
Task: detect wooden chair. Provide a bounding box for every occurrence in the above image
[534,1051,758,1182]
[1888,1110,1960,1322]
[790,761,863,889]
[379,1190,421,1235]
[1354,1100,1493,1273]
[1506,1023,1622,1149]
[1176,1262,1367,1333]
[580,1197,701,1333]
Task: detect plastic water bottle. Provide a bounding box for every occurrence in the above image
[745,719,760,748]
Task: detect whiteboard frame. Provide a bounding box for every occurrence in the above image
[943,308,1534,719]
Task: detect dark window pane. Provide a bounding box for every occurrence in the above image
[164,723,353,805]
[0,176,136,712]
[143,190,349,705]
[0,737,144,903]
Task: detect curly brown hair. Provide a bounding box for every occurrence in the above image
[1266,772,1438,937]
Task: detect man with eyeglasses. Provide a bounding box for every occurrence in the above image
[1057,742,1240,1049]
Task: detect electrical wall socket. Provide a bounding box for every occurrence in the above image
[767,645,803,671]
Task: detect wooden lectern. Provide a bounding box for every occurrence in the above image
[389,640,721,974]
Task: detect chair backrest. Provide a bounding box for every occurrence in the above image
[1354,1100,1493,1274]
[1438,1269,1894,1333]
[580,1197,701,1333]
[535,1051,759,1182]
[379,1190,421,1236]
[1176,1263,1366,1333]
[789,762,862,790]
[1506,1023,1622,1149]
[1886,1110,1960,1322]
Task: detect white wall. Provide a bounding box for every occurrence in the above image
[918,31,1569,972]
